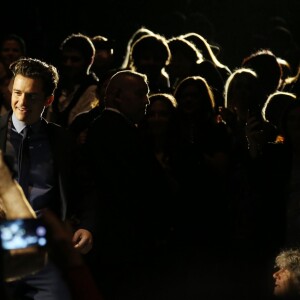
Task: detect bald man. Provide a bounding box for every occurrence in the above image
[83,70,174,299]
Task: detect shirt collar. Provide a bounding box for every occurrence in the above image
[12,113,42,134]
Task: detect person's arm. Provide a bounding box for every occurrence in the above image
[0,150,46,283]
[0,150,36,219]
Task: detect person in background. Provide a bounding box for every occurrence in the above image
[90,35,116,79]
[166,36,203,91]
[0,34,26,115]
[128,33,171,93]
[46,33,99,128]
[83,69,174,300]
[182,32,231,83]
[241,49,282,99]
[121,26,155,70]
[138,92,179,196]
[262,91,300,248]
[68,68,119,147]
[273,248,300,299]
[171,75,233,247]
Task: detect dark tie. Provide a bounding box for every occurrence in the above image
[18,126,31,198]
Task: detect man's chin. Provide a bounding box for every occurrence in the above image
[16,111,29,121]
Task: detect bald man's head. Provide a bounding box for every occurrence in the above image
[104,70,150,124]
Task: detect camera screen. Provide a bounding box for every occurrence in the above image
[0,218,47,250]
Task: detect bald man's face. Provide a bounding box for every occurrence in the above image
[109,75,150,124]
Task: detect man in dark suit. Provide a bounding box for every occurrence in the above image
[0,57,93,300]
[84,70,173,299]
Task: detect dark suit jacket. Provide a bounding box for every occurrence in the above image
[84,109,173,263]
[0,111,94,233]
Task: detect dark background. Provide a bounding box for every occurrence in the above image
[2,0,300,70]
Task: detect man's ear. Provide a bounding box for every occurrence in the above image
[45,95,54,107]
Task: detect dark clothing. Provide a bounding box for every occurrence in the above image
[68,105,104,138]
[50,72,99,128]
[83,109,174,299]
[84,109,173,262]
[0,111,94,300]
[1,111,93,228]
[6,262,72,300]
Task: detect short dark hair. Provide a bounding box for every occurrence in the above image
[10,57,59,97]
[130,34,171,67]
[60,33,95,62]
[1,33,26,55]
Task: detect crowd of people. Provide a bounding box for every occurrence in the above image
[0,9,300,300]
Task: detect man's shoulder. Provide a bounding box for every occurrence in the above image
[43,119,66,132]
[90,109,132,130]
[43,119,75,140]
